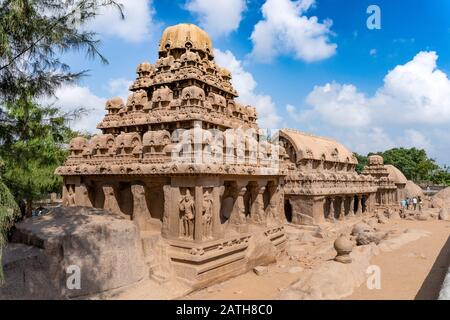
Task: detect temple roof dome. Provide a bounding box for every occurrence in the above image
[385,164,408,185]
[159,23,213,58]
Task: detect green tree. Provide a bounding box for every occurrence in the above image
[0,175,18,282]
[0,0,123,101]
[0,0,124,275]
[0,96,78,217]
[380,148,439,182]
[353,152,368,173]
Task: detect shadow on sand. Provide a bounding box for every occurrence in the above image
[415,235,450,300]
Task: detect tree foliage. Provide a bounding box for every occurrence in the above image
[0,0,124,275]
[0,177,18,281]
[356,147,450,186]
[0,0,123,101]
[0,96,78,216]
[353,152,368,174]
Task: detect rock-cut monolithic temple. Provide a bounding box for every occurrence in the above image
[54,24,406,288]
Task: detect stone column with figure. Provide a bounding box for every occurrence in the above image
[102,184,122,215]
[339,197,345,220]
[329,197,336,222]
[349,196,355,216]
[178,189,195,240]
[356,195,363,216]
[202,189,213,240]
[75,183,92,207]
[131,183,151,231]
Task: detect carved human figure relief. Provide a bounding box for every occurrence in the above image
[202,190,213,240]
[178,189,195,239]
[67,185,76,206]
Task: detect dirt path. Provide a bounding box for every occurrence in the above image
[184,219,450,300]
[347,219,450,300]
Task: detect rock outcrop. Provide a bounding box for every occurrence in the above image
[1,206,146,299]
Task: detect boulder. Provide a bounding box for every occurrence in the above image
[365,218,379,229]
[1,206,146,299]
[351,222,374,236]
[376,212,389,224]
[245,232,277,267]
[439,208,450,221]
[431,197,445,209]
[253,266,268,276]
[417,212,430,221]
[432,187,450,209]
[355,231,387,246]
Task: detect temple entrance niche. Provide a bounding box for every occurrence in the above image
[220,181,235,224]
[353,195,360,213]
[284,199,292,222]
[118,182,133,216]
[243,182,253,218]
[80,180,95,207]
[146,181,165,221]
[361,195,367,213]
[93,181,105,209]
[323,198,330,220]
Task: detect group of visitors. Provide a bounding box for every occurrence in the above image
[400,196,423,211]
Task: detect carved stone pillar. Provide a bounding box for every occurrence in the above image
[212,186,223,239]
[162,185,171,238]
[349,196,355,216]
[339,197,345,220]
[328,197,336,222]
[266,183,278,224]
[75,183,92,207]
[356,195,363,216]
[251,184,266,224]
[131,183,150,232]
[229,182,247,225]
[194,185,203,243]
[102,184,121,215]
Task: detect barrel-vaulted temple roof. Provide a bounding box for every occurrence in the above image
[280,129,358,164]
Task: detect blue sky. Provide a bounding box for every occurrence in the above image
[55,0,450,165]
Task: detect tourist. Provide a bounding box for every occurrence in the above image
[406,197,410,210]
[418,196,423,211]
[400,198,406,209]
[412,197,418,210]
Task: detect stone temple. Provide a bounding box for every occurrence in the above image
[54,23,403,288]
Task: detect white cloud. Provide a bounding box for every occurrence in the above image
[215,49,282,129]
[106,78,133,100]
[46,85,106,133]
[48,78,134,133]
[250,0,337,63]
[369,48,377,56]
[185,0,247,37]
[287,51,450,163]
[87,0,157,43]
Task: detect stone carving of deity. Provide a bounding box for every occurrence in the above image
[202,190,213,239]
[179,189,195,239]
[66,185,76,206]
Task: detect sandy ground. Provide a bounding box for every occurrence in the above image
[184,219,450,300]
[347,219,450,300]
